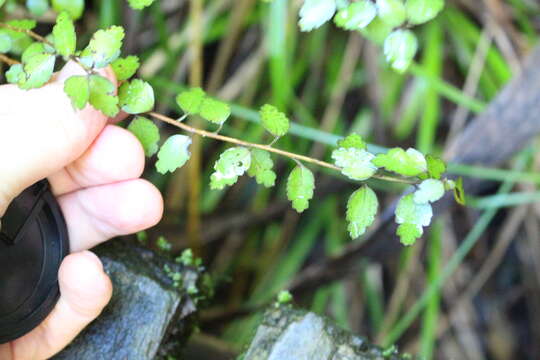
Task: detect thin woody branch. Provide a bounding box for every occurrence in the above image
[0,22,418,186]
[148,112,417,185]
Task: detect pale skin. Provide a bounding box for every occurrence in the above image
[0,62,164,360]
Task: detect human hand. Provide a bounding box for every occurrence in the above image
[0,62,164,360]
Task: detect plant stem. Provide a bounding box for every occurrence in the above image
[0,23,50,44]
[0,23,419,187]
[148,112,417,185]
[0,54,20,66]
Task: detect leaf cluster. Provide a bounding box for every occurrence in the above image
[297,0,446,72]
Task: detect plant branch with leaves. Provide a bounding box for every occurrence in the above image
[0,0,463,246]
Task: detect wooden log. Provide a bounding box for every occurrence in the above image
[445,47,540,168]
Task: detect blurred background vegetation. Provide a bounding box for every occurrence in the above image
[3,0,540,359]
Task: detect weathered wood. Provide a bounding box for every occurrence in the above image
[242,306,408,360]
[445,47,540,167]
[53,242,201,360]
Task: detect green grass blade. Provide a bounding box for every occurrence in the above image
[408,63,486,113]
[417,21,443,153]
[420,220,442,360]
[469,191,540,209]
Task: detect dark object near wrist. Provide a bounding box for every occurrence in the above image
[0,180,69,344]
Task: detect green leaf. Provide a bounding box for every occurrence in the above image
[51,0,84,19]
[0,0,5,7]
[111,56,140,81]
[19,44,56,90]
[334,0,376,30]
[299,0,337,32]
[395,194,433,227]
[397,223,422,246]
[21,43,48,62]
[383,29,418,73]
[406,0,444,25]
[80,26,125,69]
[6,64,24,84]
[376,0,406,27]
[20,54,56,90]
[453,176,466,205]
[0,32,12,53]
[64,75,89,109]
[414,179,445,204]
[247,149,276,188]
[346,185,378,239]
[259,104,290,137]
[26,0,49,16]
[127,0,155,10]
[176,88,206,114]
[118,79,155,114]
[425,154,446,179]
[395,194,430,245]
[277,291,293,304]
[373,147,427,177]
[337,133,366,150]
[286,166,315,213]
[6,19,37,32]
[128,116,160,157]
[200,97,231,125]
[210,147,252,190]
[332,147,378,181]
[156,135,192,174]
[53,11,76,57]
[88,75,119,117]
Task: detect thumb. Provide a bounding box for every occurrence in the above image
[0,62,117,214]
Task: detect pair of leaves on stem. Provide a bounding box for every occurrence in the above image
[176,89,291,140]
[210,147,314,214]
[330,134,429,182]
[395,177,448,245]
[176,88,231,126]
[211,149,313,214]
[395,176,452,246]
[127,116,193,175]
[64,75,153,117]
[344,175,445,245]
[210,148,279,190]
